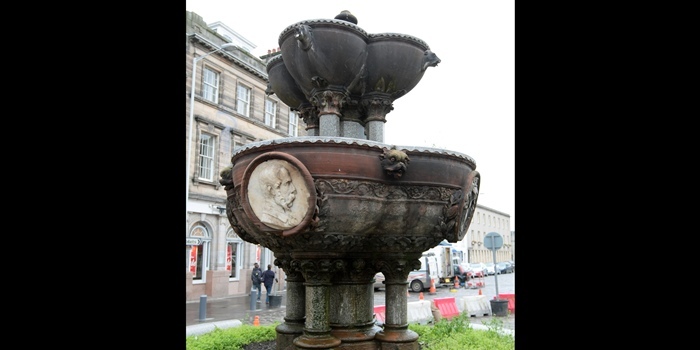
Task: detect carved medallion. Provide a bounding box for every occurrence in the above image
[241,152,316,237]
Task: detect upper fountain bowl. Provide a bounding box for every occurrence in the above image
[278,18,369,98]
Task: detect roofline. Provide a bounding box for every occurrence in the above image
[207,21,257,49]
[187,33,268,80]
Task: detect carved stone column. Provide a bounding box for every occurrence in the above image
[340,97,366,139]
[374,257,421,350]
[300,105,319,136]
[361,95,393,142]
[274,256,305,349]
[329,258,381,349]
[311,90,347,137]
[293,258,344,350]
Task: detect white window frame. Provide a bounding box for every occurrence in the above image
[226,229,243,280]
[265,99,277,128]
[202,67,220,104]
[236,84,251,117]
[288,110,299,136]
[188,225,211,284]
[198,133,215,182]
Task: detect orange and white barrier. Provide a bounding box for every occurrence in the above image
[432,297,460,320]
[373,305,386,324]
[498,293,515,314]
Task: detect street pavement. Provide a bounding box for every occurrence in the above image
[186,272,515,335]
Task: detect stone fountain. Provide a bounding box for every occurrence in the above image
[220,11,480,350]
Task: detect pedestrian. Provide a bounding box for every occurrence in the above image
[251,262,263,303]
[261,264,278,304]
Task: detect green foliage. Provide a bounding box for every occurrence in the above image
[186,316,514,350]
[409,313,514,350]
[186,324,277,350]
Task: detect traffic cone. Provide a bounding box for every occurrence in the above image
[478,288,482,295]
[253,316,260,326]
[429,279,437,294]
[419,292,424,300]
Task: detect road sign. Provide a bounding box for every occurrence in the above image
[186,238,202,245]
[483,232,503,250]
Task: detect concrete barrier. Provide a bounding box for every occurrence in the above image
[457,295,491,317]
[406,300,434,325]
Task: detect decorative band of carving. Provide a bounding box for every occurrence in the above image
[314,179,452,200]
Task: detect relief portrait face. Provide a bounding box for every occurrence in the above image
[247,159,310,230]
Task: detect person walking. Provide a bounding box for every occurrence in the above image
[251,262,263,303]
[261,264,278,304]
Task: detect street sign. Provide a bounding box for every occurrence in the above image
[483,232,503,250]
[484,231,504,297]
[186,238,202,245]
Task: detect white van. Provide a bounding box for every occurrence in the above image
[407,254,439,292]
[373,255,439,292]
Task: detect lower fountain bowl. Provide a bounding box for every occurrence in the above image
[220,137,480,255]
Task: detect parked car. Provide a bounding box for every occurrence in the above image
[496,261,513,274]
[484,262,497,275]
[468,262,487,277]
[508,260,515,272]
[374,270,435,292]
[459,263,474,279]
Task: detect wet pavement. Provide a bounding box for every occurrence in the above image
[186,273,515,332]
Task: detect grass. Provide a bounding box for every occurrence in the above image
[185,313,514,350]
[186,323,278,350]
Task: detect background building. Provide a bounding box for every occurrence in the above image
[451,204,512,264]
[185,11,305,301]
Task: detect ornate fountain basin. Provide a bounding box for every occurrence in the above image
[220,137,480,256]
[266,54,309,111]
[278,19,369,98]
[364,33,441,101]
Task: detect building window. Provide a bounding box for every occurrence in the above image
[202,67,220,104]
[236,84,251,117]
[199,133,215,181]
[226,229,242,279]
[232,134,246,155]
[265,99,277,128]
[289,110,299,136]
[187,225,211,282]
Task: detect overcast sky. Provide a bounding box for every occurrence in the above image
[186,0,515,231]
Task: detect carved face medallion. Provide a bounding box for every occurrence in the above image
[242,152,315,235]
